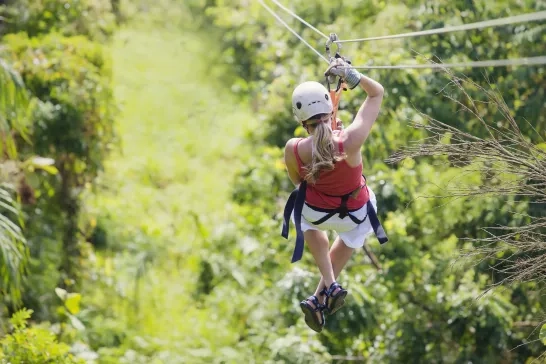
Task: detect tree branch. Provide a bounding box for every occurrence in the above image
[331,355,366,362]
[363,244,382,271]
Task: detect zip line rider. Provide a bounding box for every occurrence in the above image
[282,57,388,332]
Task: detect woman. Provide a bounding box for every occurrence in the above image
[281,58,387,332]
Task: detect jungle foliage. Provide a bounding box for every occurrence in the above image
[0,0,545,363]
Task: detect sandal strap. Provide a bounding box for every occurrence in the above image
[308,295,320,305]
[327,282,343,296]
[306,295,325,312]
[319,287,328,297]
[307,295,324,312]
[320,282,344,297]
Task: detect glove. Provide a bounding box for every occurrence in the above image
[324,57,362,90]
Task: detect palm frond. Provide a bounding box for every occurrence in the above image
[0,182,27,305]
[0,56,30,305]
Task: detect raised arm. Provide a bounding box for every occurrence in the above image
[343,74,384,152]
[324,59,384,153]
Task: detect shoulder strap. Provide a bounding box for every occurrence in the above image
[293,138,304,169]
[337,130,344,154]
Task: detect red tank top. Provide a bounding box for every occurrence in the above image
[294,137,369,210]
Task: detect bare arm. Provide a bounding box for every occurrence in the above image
[284,138,302,187]
[343,74,384,153]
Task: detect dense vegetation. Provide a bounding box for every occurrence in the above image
[0,0,545,363]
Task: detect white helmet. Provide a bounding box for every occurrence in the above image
[291,81,333,122]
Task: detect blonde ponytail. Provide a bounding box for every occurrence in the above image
[304,119,346,184]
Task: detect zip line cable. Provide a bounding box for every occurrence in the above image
[258,1,546,70]
[269,0,330,40]
[258,0,329,63]
[336,10,546,43]
[352,56,546,69]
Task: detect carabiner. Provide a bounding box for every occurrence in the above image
[325,33,342,62]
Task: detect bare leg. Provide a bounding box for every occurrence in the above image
[301,229,336,324]
[313,235,354,304]
[303,230,336,288]
[302,233,355,323]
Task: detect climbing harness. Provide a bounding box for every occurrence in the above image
[281,176,388,263]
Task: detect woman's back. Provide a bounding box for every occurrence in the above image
[293,136,369,210]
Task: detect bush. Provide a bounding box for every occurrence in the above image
[2,32,116,168]
[0,0,116,41]
[0,309,84,364]
[0,31,116,310]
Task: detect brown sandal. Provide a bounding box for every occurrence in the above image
[299,295,325,332]
[320,282,348,315]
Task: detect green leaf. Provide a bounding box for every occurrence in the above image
[0,211,24,240]
[65,293,81,315]
[68,313,85,331]
[231,269,246,286]
[9,309,33,330]
[0,58,31,153]
[0,183,26,305]
[55,287,68,301]
[540,323,546,345]
[24,156,58,175]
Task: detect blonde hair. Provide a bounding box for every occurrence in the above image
[303,114,346,184]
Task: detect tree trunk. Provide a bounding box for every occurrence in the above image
[57,158,81,290]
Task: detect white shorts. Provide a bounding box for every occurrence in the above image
[291,186,378,249]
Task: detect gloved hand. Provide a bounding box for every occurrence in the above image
[324,58,362,90]
[333,117,344,135]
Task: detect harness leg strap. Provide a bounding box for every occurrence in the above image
[281,189,298,239]
[366,200,388,244]
[281,182,308,263]
[291,183,307,262]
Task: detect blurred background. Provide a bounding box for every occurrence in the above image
[0,0,545,363]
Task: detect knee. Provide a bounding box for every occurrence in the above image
[304,230,329,245]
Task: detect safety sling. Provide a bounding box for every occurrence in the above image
[281,178,388,263]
